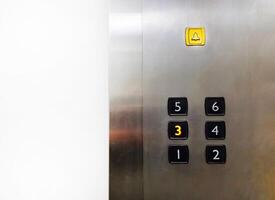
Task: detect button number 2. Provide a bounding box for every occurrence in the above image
[206,145,226,164]
[213,149,220,160]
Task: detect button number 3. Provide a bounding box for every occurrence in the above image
[175,125,182,136]
[168,121,188,140]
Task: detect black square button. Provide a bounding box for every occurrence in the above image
[205,121,226,140]
[205,97,225,116]
[168,97,188,116]
[206,145,226,164]
[168,146,189,164]
[168,121,188,140]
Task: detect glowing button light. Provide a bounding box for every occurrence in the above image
[185,27,206,46]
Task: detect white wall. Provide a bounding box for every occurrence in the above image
[0,0,108,199]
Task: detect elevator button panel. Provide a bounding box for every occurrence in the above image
[185,27,206,46]
[168,121,188,140]
[168,97,188,116]
[167,98,227,164]
[168,146,189,164]
[205,121,226,140]
[205,97,225,116]
[206,145,226,164]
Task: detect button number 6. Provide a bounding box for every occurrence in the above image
[212,102,219,112]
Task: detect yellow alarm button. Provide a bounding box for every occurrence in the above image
[185,27,206,46]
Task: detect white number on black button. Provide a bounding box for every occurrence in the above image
[168,97,188,116]
[212,126,219,135]
[205,121,226,140]
[212,102,219,112]
[175,102,181,112]
[205,97,225,116]
[213,149,220,160]
[206,145,226,164]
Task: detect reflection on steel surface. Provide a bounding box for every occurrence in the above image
[109,0,143,199]
[110,104,143,200]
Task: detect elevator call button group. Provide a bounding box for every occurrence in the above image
[185,27,206,46]
[167,97,227,164]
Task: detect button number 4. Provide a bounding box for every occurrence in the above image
[205,121,225,140]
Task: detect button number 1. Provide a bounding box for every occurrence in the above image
[177,149,181,160]
[168,146,189,164]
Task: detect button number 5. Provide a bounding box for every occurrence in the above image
[168,97,188,116]
[175,101,182,112]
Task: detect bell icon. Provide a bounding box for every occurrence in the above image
[185,27,205,46]
[191,32,200,41]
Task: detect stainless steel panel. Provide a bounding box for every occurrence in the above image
[109,0,143,199]
[110,0,275,199]
[143,0,275,200]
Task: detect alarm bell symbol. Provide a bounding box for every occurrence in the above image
[191,32,200,41]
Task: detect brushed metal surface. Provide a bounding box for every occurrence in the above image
[143,0,275,200]
[110,0,275,199]
[109,0,143,199]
